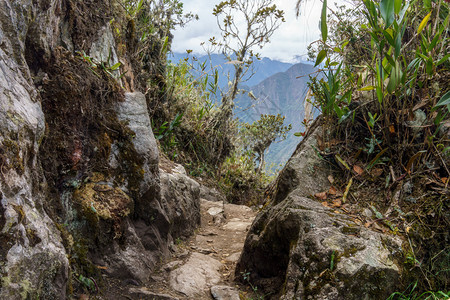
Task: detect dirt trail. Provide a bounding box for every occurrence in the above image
[119,199,257,299]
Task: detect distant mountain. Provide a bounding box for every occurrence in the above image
[168,52,293,87]
[235,63,318,169]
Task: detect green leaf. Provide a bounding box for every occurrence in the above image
[385,53,396,67]
[109,62,121,71]
[333,47,341,53]
[394,0,402,15]
[398,2,410,24]
[418,12,431,34]
[380,0,395,27]
[294,132,303,137]
[429,32,442,51]
[376,86,383,104]
[407,58,421,71]
[358,86,376,91]
[424,0,431,10]
[382,30,395,47]
[434,90,450,111]
[335,154,350,170]
[78,275,96,291]
[387,60,403,93]
[161,36,169,55]
[320,0,328,42]
[437,54,450,67]
[395,31,402,58]
[315,50,327,67]
[425,57,434,75]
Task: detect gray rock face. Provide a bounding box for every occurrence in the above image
[160,163,201,239]
[237,122,403,300]
[200,184,226,202]
[90,24,119,67]
[169,252,222,297]
[0,1,68,299]
[116,92,160,219]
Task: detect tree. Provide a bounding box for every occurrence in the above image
[240,114,291,173]
[211,0,285,124]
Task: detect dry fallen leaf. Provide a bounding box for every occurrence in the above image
[321,201,330,208]
[389,124,396,134]
[328,186,337,195]
[328,175,335,184]
[364,222,372,228]
[315,191,328,200]
[331,198,342,207]
[371,168,383,177]
[441,177,448,184]
[353,165,364,176]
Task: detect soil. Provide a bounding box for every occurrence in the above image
[87,199,258,299]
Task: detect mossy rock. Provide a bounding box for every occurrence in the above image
[73,182,133,238]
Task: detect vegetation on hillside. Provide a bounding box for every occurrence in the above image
[298,0,449,296]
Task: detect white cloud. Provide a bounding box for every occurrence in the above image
[173,0,344,63]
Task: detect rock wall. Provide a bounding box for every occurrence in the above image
[0,1,68,298]
[236,121,405,299]
[0,0,200,298]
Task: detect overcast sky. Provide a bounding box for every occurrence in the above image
[172,0,328,63]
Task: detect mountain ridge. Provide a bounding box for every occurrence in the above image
[169,52,294,87]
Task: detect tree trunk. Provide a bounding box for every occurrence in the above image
[257,150,265,173]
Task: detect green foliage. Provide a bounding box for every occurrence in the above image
[218,150,274,204]
[76,50,123,80]
[76,274,97,293]
[154,113,183,140]
[240,271,265,300]
[304,0,450,294]
[387,281,449,300]
[123,0,196,37]
[159,58,228,168]
[240,114,291,172]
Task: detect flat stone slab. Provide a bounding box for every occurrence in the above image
[169,253,222,297]
[224,252,241,263]
[211,285,241,300]
[222,218,251,232]
[128,287,179,300]
[208,206,224,216]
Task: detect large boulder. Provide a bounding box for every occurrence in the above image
[160,160,201,239]
[0,1,68,299]
[236,122,404,299]
[272,119,332,204]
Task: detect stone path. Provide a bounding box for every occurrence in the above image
[128,199,257,299]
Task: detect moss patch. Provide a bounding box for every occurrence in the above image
[73,182,133,238]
